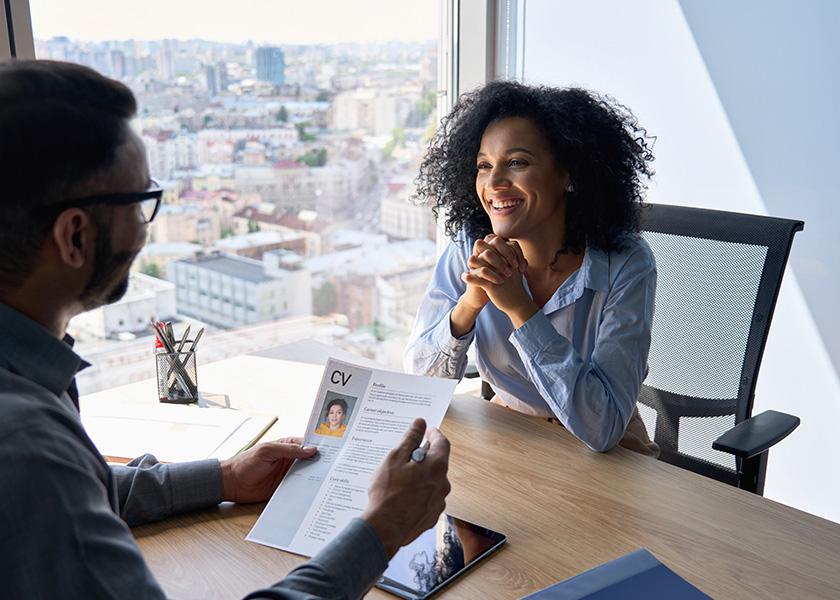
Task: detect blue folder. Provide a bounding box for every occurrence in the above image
[519,548,714,599]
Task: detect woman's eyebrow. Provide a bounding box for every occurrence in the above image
[477,147,537,158]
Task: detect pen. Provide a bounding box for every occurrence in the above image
[411,438,430,462]
[176,325,191,352]
[188,327,205,351]
[153,322,175,352]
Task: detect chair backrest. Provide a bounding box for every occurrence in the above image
[637,203,803,487]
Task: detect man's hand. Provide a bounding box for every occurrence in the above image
[360,418,451,559]
[220,437,317,504]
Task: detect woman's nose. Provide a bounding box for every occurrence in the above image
[486,166,510,190]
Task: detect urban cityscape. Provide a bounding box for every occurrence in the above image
[35,36,443,393]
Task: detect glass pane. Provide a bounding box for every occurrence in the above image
[29,0,440,393]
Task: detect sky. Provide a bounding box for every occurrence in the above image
[29,0,439,45]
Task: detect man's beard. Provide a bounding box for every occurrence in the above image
[79,224,138,311]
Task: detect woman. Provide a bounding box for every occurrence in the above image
[405,80,658,456]
[314,397,348,438]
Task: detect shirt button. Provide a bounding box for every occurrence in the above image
[455,345,462,350]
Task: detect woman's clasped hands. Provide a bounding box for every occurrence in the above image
[461,234,538,326]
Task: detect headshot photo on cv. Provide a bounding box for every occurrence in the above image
[314,392,356,438]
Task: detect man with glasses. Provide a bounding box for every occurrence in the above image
[0,59,450,600]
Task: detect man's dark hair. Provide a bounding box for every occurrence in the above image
[413,79,655,254]
[0,60,138,288]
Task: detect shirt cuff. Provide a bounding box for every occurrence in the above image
[430,309,474,375]
[304,517,389,597]
[511,310,571,359]
[164,458,224,513]
[437,308,475,345]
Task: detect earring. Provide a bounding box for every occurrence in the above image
[566,182,575,193]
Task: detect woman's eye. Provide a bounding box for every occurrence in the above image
[510,159,527,166]
[477,163,491,170]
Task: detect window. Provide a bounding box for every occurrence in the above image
[21,0,443,386]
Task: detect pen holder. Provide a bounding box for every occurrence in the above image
[156,351,198,404]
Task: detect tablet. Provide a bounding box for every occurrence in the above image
[376,514,506,600]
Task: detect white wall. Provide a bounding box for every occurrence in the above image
[519,0,840,523]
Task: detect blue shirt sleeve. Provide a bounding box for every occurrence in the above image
[404,235,475,379]
[406,231,656,453]
[510,243,656,451]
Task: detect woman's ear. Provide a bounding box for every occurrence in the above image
[52,209,91,269]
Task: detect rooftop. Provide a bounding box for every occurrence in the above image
[183,253,273,283]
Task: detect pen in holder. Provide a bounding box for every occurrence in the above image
[156,350,198,404]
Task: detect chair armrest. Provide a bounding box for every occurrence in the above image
[712,410,800,458]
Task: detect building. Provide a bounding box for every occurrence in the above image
[133,241,204,279]
[142,130,198,179]
[232,205,333,256]
[255,46,285,86]
[300,238,436,330]
[197,127,298,163]
[169,252,311,329]
[214,230,308,260]
[205,63,218,96]
[380,180,435,240]
[150,203,222,246]
[329,88,418,136]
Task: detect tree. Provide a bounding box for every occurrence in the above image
[382,127,406,161]
[247,219,260,233]
[295,121,316,142]
[298,148,327,167]
[276,105,289,122]
[313,281,338,316]
[141,263,161,279]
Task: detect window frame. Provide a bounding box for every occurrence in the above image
[2,0,35,60]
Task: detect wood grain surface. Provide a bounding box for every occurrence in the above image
[115,349,840,599]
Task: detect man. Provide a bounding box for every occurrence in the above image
[0,59,451,599]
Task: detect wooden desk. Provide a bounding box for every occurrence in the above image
[111,348,840,599]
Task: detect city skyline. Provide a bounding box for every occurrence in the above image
[29,0,439,45]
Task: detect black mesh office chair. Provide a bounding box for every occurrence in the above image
[637,203,803,495]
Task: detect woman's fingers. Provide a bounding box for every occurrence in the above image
[484,235,527,273]
[468,236,527,283]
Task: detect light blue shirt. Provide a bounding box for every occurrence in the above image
[405,232,656,452]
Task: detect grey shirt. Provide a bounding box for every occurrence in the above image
[0,302,388,599]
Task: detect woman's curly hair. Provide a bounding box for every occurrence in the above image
[413,80,655,253]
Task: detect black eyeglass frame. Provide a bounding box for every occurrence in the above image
[43,179,163,224]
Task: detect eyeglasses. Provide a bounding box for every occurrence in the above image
[46,179,163,224]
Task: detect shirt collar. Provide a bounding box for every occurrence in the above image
[540,246,610,313]
[0,302,89,399]
[580,246,611,292]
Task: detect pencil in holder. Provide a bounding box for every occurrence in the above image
[156,351,198,404]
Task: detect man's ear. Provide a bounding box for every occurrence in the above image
[52,209,92,269]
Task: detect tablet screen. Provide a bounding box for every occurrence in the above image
[376,514,506,600]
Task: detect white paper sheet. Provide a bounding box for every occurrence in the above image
[246,357,457,556]
[81,402,276,463]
